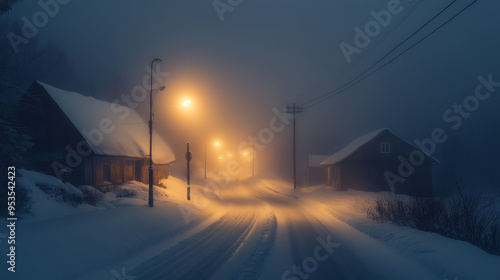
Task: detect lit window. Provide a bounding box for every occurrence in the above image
[380,142,391,154]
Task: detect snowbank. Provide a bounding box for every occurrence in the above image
[16,169,86,218]
[0,171,225,280]
[295,186,500,280]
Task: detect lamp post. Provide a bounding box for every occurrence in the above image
[149,58,162,208]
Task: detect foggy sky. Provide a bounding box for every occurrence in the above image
[7,0,500,190]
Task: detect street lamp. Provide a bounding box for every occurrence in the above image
[149,58,163,208]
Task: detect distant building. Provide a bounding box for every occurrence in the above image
[306,155,330,186]
[321,128,437,196]
[16,81,175,190]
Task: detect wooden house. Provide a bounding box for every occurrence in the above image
[321,129,437,196]
[306,155,330,186]
[16,81,175,190]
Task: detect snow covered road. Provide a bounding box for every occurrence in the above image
[131,180,466,280]
[3,176,499,280]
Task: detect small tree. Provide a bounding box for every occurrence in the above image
[0,0,22,16]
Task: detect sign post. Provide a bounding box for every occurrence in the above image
[185,142,192,201]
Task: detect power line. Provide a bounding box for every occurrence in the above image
[305,0,478,110]
[292,0,427,103]
[304,0,458,107]
[346,0,426,70]
[302,0,465,109]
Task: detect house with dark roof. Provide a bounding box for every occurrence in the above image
[320,128,438,197]
[16,81,175,190]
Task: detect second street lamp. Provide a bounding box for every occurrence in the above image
[148,58,164,208]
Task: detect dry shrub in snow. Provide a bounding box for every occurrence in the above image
[36,182,83,207]
[114,186,137,198]
[367,196,412,227]
[77,185,104,206]
[368,193,500,256]
[440,194,498,255]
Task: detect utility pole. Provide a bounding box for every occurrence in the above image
[285,103,304,189]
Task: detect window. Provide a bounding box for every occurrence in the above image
[380,142,391,154]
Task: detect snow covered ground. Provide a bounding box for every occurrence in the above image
[1,171,499,280]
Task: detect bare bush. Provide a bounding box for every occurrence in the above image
[368,196,414,227]
[77,185,104,206]
[440,194,498,254]
[410,197,445,232]
[367,193,500,256]
[36,183,82,207]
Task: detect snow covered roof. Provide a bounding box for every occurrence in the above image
[36,81,175,165]
[308,155,331,167]
[321,128,438,166]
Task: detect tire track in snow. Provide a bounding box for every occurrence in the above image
[246,181,384,280]
[132,208,258,280]
[229,212,277,280]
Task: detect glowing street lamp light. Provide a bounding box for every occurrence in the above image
[214,141,220,147]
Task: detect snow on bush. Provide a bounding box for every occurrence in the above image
[18,169,83,207]
[77,185,104,206]
[13,170,91,218]
[113,181,169,201]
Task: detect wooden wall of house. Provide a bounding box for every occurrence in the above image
[83,157,94,186]
[93,157,145,190]
[329,159,432,196]
[326,165,342,189]
[335,160,392,192]
[154,165,170,185]
[325,131,434,197]
[136,163,170,185]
